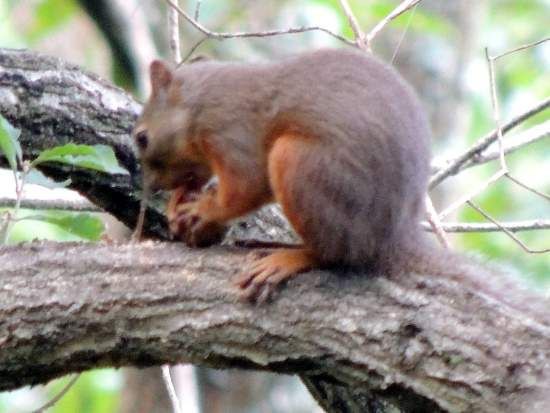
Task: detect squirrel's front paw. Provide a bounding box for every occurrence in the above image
[169,201,227,247]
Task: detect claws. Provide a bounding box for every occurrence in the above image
[235,259,280,304]
[168,201,201,238]
[235,248,315,304]
[168,201,226,247]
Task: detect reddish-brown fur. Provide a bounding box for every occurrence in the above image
[134,48,432,301]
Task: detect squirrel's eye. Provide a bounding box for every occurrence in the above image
[135,130,149,150]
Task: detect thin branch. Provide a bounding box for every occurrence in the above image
[421,219,550,233]
[467,201,550,254]
[430,47,514,222]
[0,196,101,212]
[338,0,367,50]
[163,0,354,46]
[430,35,550,188]
[30,374,80,413]
[438,169,506,220]
[451,121,550,172]
[194,0,202,21]
[390,2,418,64]
[168,0,182,63]
[485,47,508,172]
[424,195,450,248]
[493,37,550,60]
[505,173,550,202]
[181,36,208,63]
[366,0,424,47]
[429,97,550,188]
[2,160,27,244]
[436,45,513,221]
[162,365,182,413]
[0,212,9,241]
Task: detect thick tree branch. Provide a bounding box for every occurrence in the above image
[1,241,550,413]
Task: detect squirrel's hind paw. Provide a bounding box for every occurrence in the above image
[234,248,315,303]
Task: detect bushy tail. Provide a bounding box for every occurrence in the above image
[392,236,550,325]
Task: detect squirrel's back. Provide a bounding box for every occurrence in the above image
[169,49,432,269]
[274,49,432,267]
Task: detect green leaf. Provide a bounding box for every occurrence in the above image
[18,213,104,241]
[26,169,71,189]
[0,115,22,173]
[31,143,129,175]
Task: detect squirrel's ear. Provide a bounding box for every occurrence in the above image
[149,60,173,95]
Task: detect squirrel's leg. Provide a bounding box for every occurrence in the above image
[170,150,271,247]
[236,134,319,302]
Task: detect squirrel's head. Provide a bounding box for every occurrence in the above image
[133,60,211,191]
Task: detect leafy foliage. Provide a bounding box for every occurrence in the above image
[31,144,129,175]
[0,117,128,247]
[4,210,104,243]
[25,169,72,189]
[0,116,22,173]
[26,0,78,43]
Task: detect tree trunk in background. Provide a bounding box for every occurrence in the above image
[119,368,173,413]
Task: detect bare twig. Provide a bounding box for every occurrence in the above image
[447,121,550,173]
[2,160,28,244]
[430,34,550,189]
[0,212,9,241]
[30,374,80,413]
[390,2,418,63]
[429,97,550,188]
[181,36,208,63]
[366,0,424,47]
[194,0,202,21]
[163,0,354,46]
[505,173,550,202]
[438,45,512,221]
[429,47,514,220]
[424,195,450,248]
[421,219,550,233]
[168,0,182,63]
[467,201,550,254]
[485,47,508,171]
[437,44,549,236]
[162,365,182,413]
[438,169,507,220]
[338,0,367,50]
[493,37,550,60]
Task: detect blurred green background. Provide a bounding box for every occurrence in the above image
[0,0,548,412]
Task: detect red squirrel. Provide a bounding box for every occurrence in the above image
[133,48,431,301]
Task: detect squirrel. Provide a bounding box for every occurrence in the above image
[133,48,432,302]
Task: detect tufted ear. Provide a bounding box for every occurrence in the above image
[149,60,173,95]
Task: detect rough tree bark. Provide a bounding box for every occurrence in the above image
[2,242,550,413]
[1,49,550,413]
